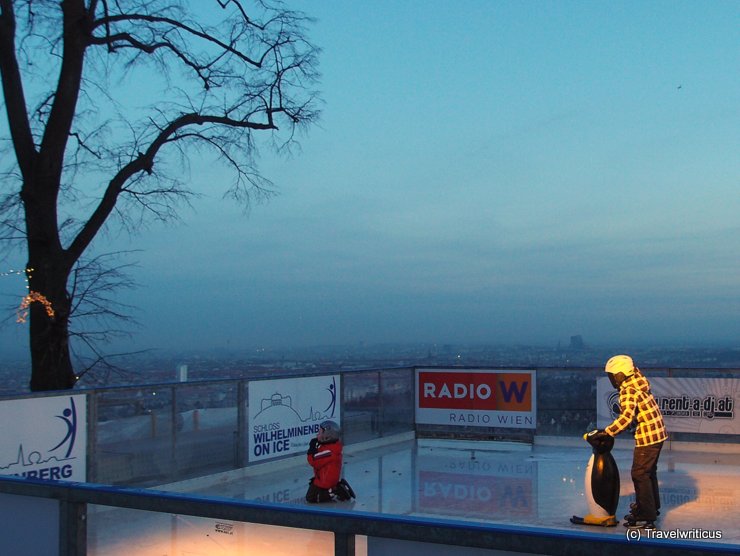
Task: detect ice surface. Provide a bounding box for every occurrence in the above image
[87,436,740,555]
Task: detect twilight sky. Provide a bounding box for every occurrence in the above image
[1,1,739,356]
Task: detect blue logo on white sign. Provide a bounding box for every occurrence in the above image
[249,376,340,462]
[0,395,86,481]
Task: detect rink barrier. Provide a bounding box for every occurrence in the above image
[0,365,738,487]
[0,474,735,556]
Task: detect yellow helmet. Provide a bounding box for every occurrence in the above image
[605,355,635,376]
[605,355,635,388]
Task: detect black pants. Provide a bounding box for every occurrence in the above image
[631,441,663,520]
[306,482,333,503]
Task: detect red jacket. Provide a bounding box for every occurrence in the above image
[307,440,343,489]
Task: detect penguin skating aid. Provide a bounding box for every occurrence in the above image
[570,430,620,527]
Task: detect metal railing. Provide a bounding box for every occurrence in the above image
[0,475,734,556]
[2,366,738,487]
[1,365,738,556]
[86,367,417,485]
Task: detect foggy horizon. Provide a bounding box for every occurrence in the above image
[1,2,738,362]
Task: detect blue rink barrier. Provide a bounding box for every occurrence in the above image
[0,475,734,556]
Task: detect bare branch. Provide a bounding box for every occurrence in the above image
[67,250,140,347]
[0,0,37,175]
[0,0,321,389]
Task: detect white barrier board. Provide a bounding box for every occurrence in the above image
[0,394,87,481]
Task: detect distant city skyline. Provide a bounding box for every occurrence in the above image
[1,1,738,360]
[2,340,739,396]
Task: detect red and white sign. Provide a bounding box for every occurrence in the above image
[416,369,536,428]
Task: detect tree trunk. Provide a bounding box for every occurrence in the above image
[27,262,77,391]
[23,165,78,391]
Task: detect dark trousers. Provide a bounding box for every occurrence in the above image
[631,441,663,520]
[306,482,333,503]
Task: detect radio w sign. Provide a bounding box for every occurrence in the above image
[416,369,536,429]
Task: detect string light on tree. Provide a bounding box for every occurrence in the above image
[2,268,47,322]
[17,291,55,323]
[0,267,34,282]
[1,267,34,294]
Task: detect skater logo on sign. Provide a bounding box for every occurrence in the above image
[606,391,621,420]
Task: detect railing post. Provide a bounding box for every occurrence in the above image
[334,532,355,556]
[378,370,384,438]
[59,499,86,556]
[171,385,178,481]
[87,392,98,483]
[237,380,247,468]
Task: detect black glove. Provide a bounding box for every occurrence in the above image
[307,437,320,456]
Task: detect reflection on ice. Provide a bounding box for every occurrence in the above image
[88,436,740,555]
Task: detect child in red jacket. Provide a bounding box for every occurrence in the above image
[305,420,355,503]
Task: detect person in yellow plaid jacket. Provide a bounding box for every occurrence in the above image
[600,355,667,527]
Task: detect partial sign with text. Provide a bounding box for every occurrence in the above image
[248,375,340,462]
[416,369,536,428]
[597,377,738,434]
[0,395,87,481]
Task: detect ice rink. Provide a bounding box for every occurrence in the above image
[88,436,739,555]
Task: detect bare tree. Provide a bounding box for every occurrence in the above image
[67,250,143,383]
[0,0,321,391]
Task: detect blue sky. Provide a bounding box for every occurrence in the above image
[1,1,738,356]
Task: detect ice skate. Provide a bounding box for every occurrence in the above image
[332,478,356,501]
[624,502,660,527]
[338,478,355,499]
[623,514,656,529]
[624,503,659,522]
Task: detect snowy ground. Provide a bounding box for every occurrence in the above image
[87,436,740,555]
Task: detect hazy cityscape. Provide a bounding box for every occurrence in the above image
[0,4,737,555]
[1,339,738,396]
